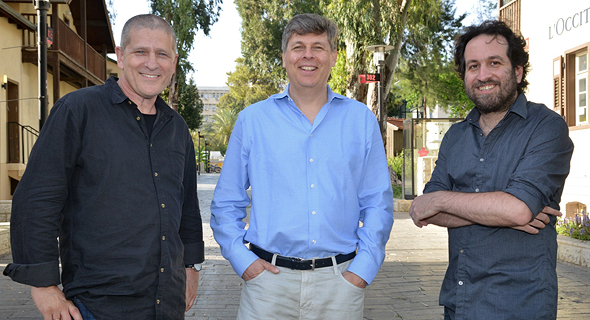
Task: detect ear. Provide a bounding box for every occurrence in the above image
[172,54,179,74]
[282,51,286,68]
[514,65,524,83]
[330,49,337,67]
[115,46,124,69]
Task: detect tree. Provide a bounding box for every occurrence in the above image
[177,78,204,130]
[150,0,222,110]
[217,57,280,114]
[471,0,498,24]
[204,108,238,155]
[395,0,467,117]
[236,0,322,89]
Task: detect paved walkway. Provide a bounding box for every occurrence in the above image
[1,173,589,319]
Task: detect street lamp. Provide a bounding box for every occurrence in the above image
[366,44,394,140]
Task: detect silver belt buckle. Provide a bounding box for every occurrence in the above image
[311,258,316,271]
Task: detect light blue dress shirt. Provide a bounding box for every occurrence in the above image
[210,85,394,284]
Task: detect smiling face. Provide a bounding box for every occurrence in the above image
[463,34,523,114]
[282,32,337,96]
[116,27,178,104]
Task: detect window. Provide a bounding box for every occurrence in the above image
[575,51,588,125]
[555,44,590,127]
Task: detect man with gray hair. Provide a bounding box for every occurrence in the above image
[211,13,393,319]
[4,14,204,320]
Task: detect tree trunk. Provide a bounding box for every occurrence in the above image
[383,0,412,103]
[169,72,179,111]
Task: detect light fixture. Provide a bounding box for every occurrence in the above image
[366,45,395,67]
[1,75,7,89]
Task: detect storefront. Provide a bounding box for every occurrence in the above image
[512,0,590,214]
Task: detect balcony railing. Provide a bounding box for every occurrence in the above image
[499,0,521,35]
[7,122,39,165]
[22,14,106,81]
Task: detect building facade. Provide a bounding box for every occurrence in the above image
[198,86,229,128]
[0,0,117,201]
[499,0,590,213]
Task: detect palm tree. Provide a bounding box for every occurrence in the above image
[209,108,238,152]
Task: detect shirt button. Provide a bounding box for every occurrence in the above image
[312,211,316,215]
[128,101,132,105]
[310,134,313,138]
[154,172,158,177]
[311,184,315,188]
[475,188,480,192]
[309,158,314,163]
[460,249,464,253]
[156,299,160,304]
[312,240,316,244]
[479,158,484,162]
[162,236,166,241]
[160,268,164,273]
[458,281,464,286]
[161,203,165,208]
[136,116,141,121]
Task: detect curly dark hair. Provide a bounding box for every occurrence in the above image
[454,20,530,94]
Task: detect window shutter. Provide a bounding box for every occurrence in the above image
[553,56,565,116]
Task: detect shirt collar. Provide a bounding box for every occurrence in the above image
[465,93,528,126]
[275,84,344,104]
[104,76,174,117]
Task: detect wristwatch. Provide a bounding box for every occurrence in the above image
[185,264,202,272]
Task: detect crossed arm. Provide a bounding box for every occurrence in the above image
[409,190,561,234]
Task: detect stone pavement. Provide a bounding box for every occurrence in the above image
[1,173,589,319]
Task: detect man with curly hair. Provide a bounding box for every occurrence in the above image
[410,20,573,319]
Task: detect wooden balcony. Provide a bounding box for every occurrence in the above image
[21,13,107,89]
[499,0,521,35]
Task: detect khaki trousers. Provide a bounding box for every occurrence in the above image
[237,258,364,320]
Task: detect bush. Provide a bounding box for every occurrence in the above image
[557,211,590,241]
[387,151,403,180]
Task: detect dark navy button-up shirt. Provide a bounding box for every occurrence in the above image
[4,77,204,320]
[425,94,573,319]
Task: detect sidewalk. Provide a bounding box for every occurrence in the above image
[1,173,589,319]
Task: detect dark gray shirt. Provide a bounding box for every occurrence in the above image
[4,77,204,320]
[425,94,573,319]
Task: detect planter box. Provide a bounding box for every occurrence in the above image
[557,234,590,267]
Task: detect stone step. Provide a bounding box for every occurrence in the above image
[0,200,10,223]
[0,227,10,257]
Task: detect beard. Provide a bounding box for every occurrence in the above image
[465,70,519,115]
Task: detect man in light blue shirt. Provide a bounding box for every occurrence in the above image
[210,13,393,319]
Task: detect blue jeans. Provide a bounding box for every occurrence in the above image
[71,297,97,320]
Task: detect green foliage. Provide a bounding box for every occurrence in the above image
[150,0,222,108]
[396,0,470,116]
[328,48,348,95]
[200,108,238,155]
[392,186,403,199]
[219,57,280,114]
[388,151,404,199]
[387,151,404,180]
[236,0,322,88]
[557,213,590,241]
[177,78,203,130]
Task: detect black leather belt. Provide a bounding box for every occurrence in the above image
[250,244,356,271]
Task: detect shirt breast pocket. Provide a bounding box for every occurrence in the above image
[166,147,186,184]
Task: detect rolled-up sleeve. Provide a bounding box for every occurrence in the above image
[3,101,81,287]
[504,116,573,215]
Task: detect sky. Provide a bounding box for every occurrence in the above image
[110,0,477,88]
[110,0,242,88]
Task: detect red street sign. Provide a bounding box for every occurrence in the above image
[359,73,380,84]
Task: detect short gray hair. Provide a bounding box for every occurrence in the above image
[120,14,177,53]
[281,13,338,52]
